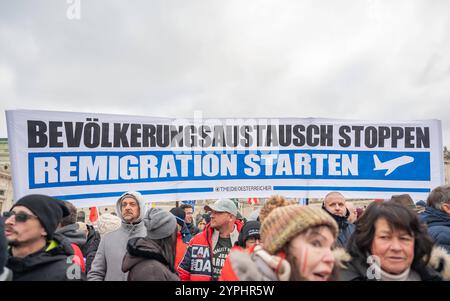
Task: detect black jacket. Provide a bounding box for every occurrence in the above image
[82,225,101,273]
[420,206,450,253]
[122,237,179,281]
[186,223,200,236]
[6,233,85,281]
[322,205,355,248]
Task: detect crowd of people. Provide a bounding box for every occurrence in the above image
[1,186,450,281]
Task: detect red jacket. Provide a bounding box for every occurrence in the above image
[177,221,243,281]
[218,245,245,281]
[70,243,86,273]
[175,232,188,270]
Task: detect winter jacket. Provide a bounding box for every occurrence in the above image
[82,225,101,273]
[322,205,355,248]
[122,237,180,281]
[420,206,450,253]
[175,231,188,270]
[180,223,192,243]
[6,233,85,281]
[88,191,147,281]
[178,221,243,281]
[186,223,200,236]
[219,245,247,281]
[339,246,450,281]
[56,223,87,273]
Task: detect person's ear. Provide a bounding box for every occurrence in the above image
[442,203,450,215]
[41,229,48,237]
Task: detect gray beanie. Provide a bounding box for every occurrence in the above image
[145,208,177,240]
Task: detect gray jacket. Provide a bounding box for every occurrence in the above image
[87,191,147,281]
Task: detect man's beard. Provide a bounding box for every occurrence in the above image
[7,238,21,247]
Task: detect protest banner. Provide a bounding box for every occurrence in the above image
[6,110,444,207]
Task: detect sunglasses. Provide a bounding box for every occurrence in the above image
[2,211,38,223]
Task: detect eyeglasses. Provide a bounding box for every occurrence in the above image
[2,211,38,222]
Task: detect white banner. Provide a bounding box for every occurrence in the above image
[6,109,444,207]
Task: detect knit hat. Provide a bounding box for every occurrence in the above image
[11,194,70,240]
[237,221,261,247]
[145,208,177,240]
[261,205,339,254]
[170,207,186,227]
[96,213,121,236]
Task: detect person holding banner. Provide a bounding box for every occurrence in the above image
[178,199,243,281]
[88,191,147,281]
[322,192,355,248]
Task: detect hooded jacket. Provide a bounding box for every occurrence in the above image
[178,220,243,281]
[338,246,450,281]
[420,206,450,253]
[322,204,355,248]
[56,223,87,247]
[6,232,85,281]
[82,225,101,273]
[122,237,180,281]
[56,223,88,272]
[87,191,147,281]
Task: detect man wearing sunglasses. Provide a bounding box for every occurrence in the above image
[3,194,84,281]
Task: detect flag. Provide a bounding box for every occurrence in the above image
[181,200,196,211]
[248,198,258,205]
[89,207,98,223]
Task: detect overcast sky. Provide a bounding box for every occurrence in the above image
[1,0,449,147]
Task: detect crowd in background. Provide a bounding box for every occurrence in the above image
[1,186,450,281]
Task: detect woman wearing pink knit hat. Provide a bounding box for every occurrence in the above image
[220,204,349,281]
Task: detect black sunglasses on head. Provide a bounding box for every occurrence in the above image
[2,211,38,222]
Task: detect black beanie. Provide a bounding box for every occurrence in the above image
[11,195,70,240]
[237,221,261,247]
[0,219,7,274]
[170,207,186,227]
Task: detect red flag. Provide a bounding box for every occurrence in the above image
[247,198,258,205]
[89,207,98,223]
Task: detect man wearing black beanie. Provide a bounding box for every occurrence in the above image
[3,194,85,281]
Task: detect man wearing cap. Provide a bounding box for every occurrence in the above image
[88,191,147,281]
[3,194,84,281]
[178,199,243,281]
